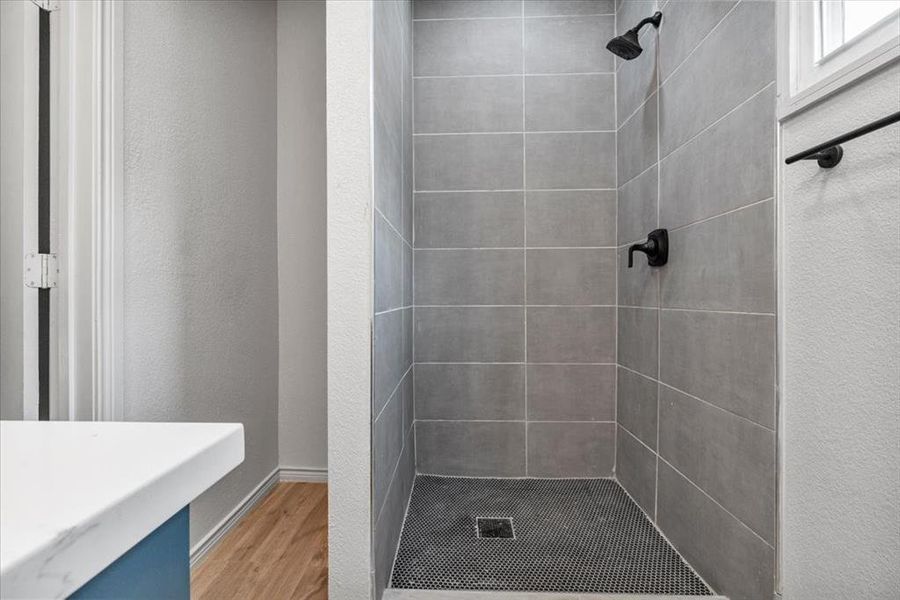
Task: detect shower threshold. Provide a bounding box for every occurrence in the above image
[389,476,716,598]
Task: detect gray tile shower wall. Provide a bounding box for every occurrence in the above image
[373,1,414,599]
[412,0,618,479]
[614,1,776,599]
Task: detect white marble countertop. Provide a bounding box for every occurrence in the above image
[0,421,244,599]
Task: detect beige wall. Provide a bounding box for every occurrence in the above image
[276,0,328,475]
[122,0,279,547]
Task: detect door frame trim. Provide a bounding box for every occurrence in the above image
[56,0,123,421]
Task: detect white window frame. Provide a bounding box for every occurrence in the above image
[778,0,900,119]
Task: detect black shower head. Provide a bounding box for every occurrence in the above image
[607,29,643,59]
[607,11,662,60]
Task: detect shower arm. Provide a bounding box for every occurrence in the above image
[629,13,662,35]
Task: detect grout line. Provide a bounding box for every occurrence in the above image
[414,304,617,308]
[658,0,744,89]
[415,188,617,193]
[413,71,615,79]
[413,129,616,136]
[418,419,618,424]
[654,42,662,520]
[612,0,619,477]
[521,2,529,477]
[666,195,774,233]
[375,206,413,250]
[618,89,657,131]
[658,455,776,550]
[615,159,657,190]
[410,3,418,474]
[615,195,774,248]
[611,431,719,595]
[415,246,619,250]
[374,305,414,316]
[658,81,775,162]
[417,361,617,366]
[374,364,415,425]
[412,14,615,23]
[616,363,776,433]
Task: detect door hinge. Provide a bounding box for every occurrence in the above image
[24,253,59,289]
[30,0,59,11]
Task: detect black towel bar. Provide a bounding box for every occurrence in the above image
[784,110,900,168]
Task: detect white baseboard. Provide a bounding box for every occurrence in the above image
[279,465,328,482]
[189,465,328,567]
[189,466,280,567]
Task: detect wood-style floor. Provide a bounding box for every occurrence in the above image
[192,482,328,600]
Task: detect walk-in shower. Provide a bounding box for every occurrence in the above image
[373,2,778,599]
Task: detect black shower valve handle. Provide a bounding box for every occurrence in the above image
[627,229,668,268]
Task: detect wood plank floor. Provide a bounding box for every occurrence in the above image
[192,482,328,600]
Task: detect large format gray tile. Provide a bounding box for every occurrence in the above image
[660,85,774,229]
[658,385,775,544]
[526,249,616,305]
[527,422,615,476]
[525,16,614,74]
[403,241,413,307]
[525,0,615,16]
[617,307,658,377]
[615,0,658,36]
[416,421,526,476]
[657,462,775,600]
[415,363,526,420]
[659,309,775,428]
[527,364,615,421]
[374,0,404,148]
[525,190,616,247]
[616,425,657,516]
[527,306,615,363]
[617,164,657,246]
[414,249,525,305]
[657,0,738,82]
[374,309,406,415]
[415,134,524,191]
[415,307,525,362]
[414,18,523,76]
[661,200,775,313]
[415,192,524,248]
[617,93,658,185]
[617,366,657,449]
[403,307,413,373]
[375,110,404,230]
[374,386,403,514]
[525,132,615,189]
[374,431,413,597]
[401,368,414,436]
[414,0,522,19]
[616,30,657,127]
[415,76,523,134]
[618,245,658,308]
[375,213,404,313]
[524,74,615,131]
[659,1,775,156]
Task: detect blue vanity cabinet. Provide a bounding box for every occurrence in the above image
[69,508,190,600]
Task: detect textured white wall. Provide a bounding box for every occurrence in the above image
[326,1,375,597]
[0,0,27,421]
[276,0,327,473]
[780,64,900,599]
[122,0,279,547]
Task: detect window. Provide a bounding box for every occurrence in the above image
[819,1,900,59]
[779,0,900,118]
